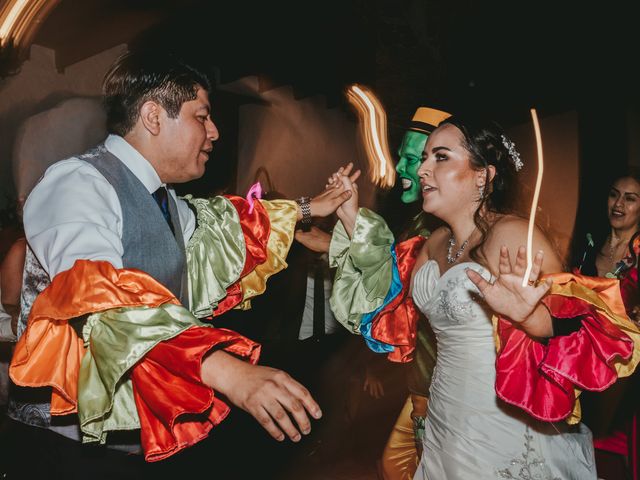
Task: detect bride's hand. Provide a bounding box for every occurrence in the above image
[325,162,361,190]
[326,163,360,236]
[466,246,552,325]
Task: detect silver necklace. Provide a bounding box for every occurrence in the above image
[447,235,469,264]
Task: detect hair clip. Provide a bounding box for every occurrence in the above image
[501,135,523,171]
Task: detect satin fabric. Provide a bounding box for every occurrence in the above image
[133,326,260,461]
[79,303,220,445]
[328,208,427,361]
[9,260,260,461]
[183,196,297,317]
[587,250,640,463]
[380,396,420,480]
[237,199,298,309]
[359,245,400,353]
[329,208,395,332]
[370,237,426,363]
[210,196,270,316]
[10,260,179,414]
[183,195,249,318]
[494,272,640,425]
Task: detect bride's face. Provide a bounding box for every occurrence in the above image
[417,124,481,221]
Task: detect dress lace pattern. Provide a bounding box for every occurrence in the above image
[436,276,476,324]
[497,428,561,480]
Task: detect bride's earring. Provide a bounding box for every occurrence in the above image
[478,184,485,200]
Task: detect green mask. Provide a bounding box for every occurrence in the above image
[396,130,428,203]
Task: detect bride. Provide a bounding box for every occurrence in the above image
[327,116,640,479]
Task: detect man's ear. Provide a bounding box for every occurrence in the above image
[139,100,162,135]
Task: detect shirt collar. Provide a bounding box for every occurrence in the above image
[105,134,164,193]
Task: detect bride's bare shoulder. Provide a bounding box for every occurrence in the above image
[485,214,562,272]
[412,226,448,266]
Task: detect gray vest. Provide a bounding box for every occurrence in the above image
[9,143,189,449]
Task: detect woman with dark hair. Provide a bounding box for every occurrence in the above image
[327,116,640,479]
[573,173,640,479]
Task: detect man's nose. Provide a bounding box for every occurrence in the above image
[207,118,219,141]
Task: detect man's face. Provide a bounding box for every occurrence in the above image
[159,87,219,183]
[396,130,428,203]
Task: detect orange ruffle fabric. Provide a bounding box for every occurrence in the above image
[10,260,179,414]
[10,260,260,461]
[371,236,427,363]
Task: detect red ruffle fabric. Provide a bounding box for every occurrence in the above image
[494,273,637,422]
[620,266,639,317]
[212,195,270,316]
[10,259,263,461]
[370,236,427,363]
[132,326,260,462]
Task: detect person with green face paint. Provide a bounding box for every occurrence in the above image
[380,106,450,480]
[396,107,452,205]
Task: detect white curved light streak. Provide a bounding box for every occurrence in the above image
[351,85,386,177]
[346,84,395,188]
[0,0,29,44]
[522,108,545,287]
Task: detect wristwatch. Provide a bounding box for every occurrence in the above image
[296,196,312,225]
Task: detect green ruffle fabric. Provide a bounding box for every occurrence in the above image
[183,195,247,318]
[329,208,395,333]
[78,303,208,444]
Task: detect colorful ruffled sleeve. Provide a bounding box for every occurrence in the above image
[493,272,640,425]
[10,193,299,461]
[10,260,260,461]
[183,195,297,318]
[329,208,426,362]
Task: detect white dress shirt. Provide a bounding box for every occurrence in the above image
[298,253,339,340]
[23,135,196,278]
[0,282,16,342]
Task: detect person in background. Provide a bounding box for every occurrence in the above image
[0,233,25,413]
[573,172,640,480]
[381,106,450,480]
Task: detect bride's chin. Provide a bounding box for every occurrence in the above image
[421,200,437,215]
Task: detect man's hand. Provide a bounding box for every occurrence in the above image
[307,182,354,219]
[202,350,322,442]
[295,226,331,253]
[363,367,385,399]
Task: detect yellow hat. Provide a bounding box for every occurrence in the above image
[409,107,451,134]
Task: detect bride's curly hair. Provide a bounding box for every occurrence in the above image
[438,115,520,264]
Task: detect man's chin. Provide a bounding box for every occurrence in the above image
[400,190,420,204]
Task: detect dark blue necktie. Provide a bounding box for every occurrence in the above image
[152,186,174,234]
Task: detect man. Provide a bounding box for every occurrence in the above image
[3,51,353,478]
[380,106,450,480]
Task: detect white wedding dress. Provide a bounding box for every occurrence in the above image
[411,260,597,480]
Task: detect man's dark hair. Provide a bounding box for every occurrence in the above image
[102,51,211,136]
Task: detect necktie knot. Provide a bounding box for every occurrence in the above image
[152,187,174,233]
